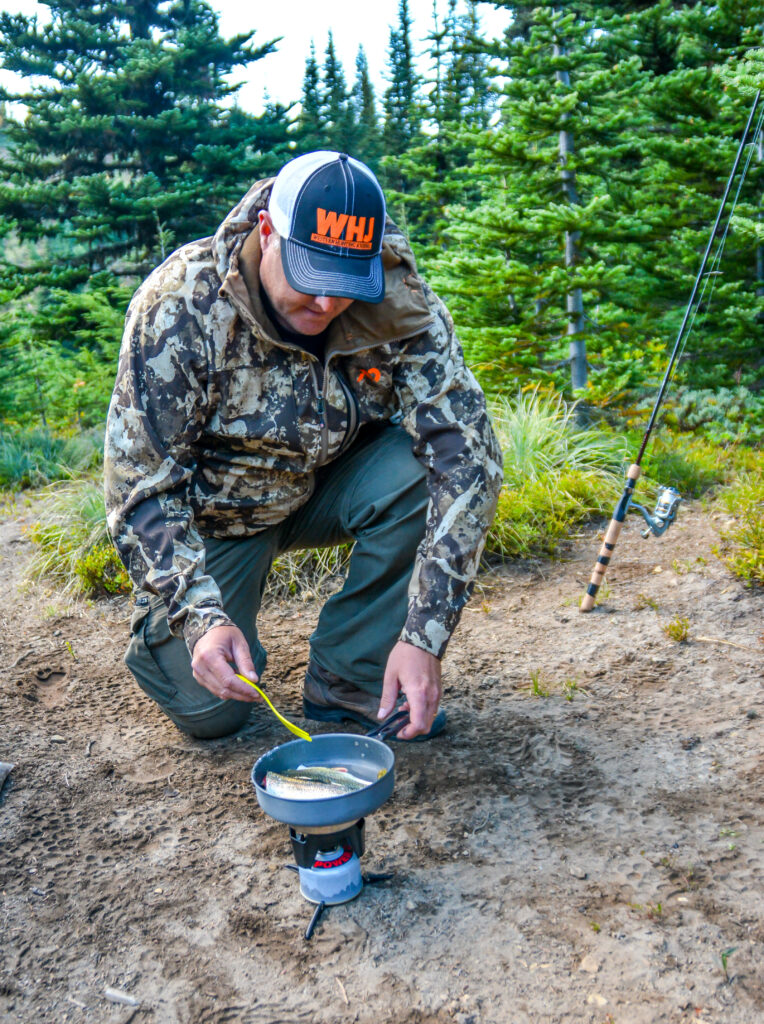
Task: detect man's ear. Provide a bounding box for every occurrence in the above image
[258,210,274,249]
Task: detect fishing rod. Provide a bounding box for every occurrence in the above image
[580,88,762,613]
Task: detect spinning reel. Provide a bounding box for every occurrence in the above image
[628,486,682,539]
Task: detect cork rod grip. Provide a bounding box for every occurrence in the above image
[579,464,641,613]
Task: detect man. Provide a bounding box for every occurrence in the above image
[104,151,502,742]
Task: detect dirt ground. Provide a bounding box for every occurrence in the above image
[1,497,762,1024]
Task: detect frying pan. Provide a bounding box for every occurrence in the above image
[251,712,406,832]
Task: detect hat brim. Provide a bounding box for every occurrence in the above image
[280,238,385,305]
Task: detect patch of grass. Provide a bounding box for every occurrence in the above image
[529,668,550,697]
[0,427,102,490]
[267,545,352,602]
[28,475,352,602]
[720,946,738,982]
[634,593,659,611]
[562,678,579,701]
[662,616,690,642]
[27,477,130,598]
[486,389,626,559]
[712,470,764,586]
[639,433,728,498]
[637,431,761,504]
[645,901,663,920]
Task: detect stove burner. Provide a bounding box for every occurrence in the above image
[284,819,393,940]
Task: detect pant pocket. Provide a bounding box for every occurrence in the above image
[125,599,179,709]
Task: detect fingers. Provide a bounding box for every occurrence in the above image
[191,625,260,702]
[377,661,401,720]
[396,683,439,740]
[231,632,258,685]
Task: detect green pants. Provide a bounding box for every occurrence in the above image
[124,424,428,738]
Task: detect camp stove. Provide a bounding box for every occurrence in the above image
[252,716,405,940]
[283,818,393,938]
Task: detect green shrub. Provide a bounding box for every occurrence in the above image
[490,389,627,488]
[670,386,764,444]
[713,470,764,586]
[638,433,727,498]
[74,544,131,596]
[27,477,129,598]
[0,427,103,490]
[486,389,625,558]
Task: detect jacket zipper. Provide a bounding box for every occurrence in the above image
[335,369,359,452]
[307,359,328,465]
[224,282,435,465]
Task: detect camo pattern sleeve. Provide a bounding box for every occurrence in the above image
[393,277,504,659]
[103,259,233,654]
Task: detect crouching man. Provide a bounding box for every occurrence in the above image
[104,151,502,742]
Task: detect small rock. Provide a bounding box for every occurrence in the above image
[154,887,163,894]
[104,987,140,1007]
[405,900,416,911]
[579,954,600,974]
[0,762,14,788]
[50,735,66,744]
[681,735,701,750]
[587,993,607,1007]
[569,865,587,880]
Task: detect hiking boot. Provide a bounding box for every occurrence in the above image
[302,660,446,742]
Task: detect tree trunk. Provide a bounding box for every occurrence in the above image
[554,33,587,394]
[753,129,757,299]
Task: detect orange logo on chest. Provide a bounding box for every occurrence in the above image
[311,209,375,251]
[357,368,381,383]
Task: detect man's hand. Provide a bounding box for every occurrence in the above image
[191,624,262,702]
[378,640,442,740]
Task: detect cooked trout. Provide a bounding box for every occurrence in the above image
[264,766,371,800]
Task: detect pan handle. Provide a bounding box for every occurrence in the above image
[366,709,410,741]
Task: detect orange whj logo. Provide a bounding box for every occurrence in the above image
[312,208,375,251]
[357,368,381,384]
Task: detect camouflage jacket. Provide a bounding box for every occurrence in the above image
[104,178,503,658]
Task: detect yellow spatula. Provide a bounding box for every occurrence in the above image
[235,674,312,741]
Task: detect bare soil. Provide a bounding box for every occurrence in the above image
[1,498,762,1024]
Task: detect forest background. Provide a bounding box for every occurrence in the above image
[0,0,762,594]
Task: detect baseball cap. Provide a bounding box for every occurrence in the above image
[268,150,386,304]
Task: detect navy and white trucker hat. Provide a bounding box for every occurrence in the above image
[268,151,386,304]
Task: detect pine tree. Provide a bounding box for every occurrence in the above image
[612,0,764,392]
[0,0,288,290]
[0,0,291,428]
[350,46,383,171]
[392,1,494,255]
[383,0,423,164]
[430,3,655,396]
[321,32,355,152]
[430,0,764,400]
[296,42,325,154]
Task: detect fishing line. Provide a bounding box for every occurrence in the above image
[666,104,764,394]
[635,89,762,463]
[580,89,762,612]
